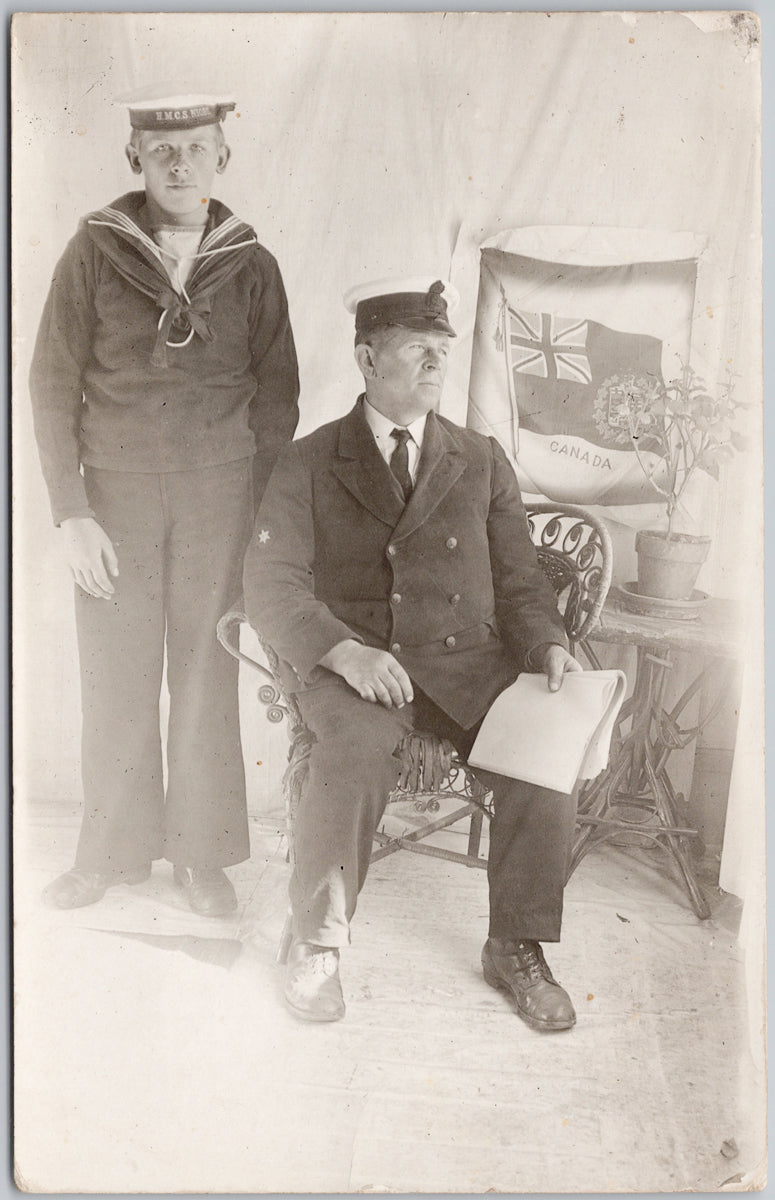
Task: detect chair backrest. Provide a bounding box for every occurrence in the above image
[525,502,613,644]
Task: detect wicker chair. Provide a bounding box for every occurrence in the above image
[217,502,612,961]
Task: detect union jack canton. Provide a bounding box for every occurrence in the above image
[506,307,592,386]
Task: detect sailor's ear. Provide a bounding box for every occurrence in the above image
[125,143,143,175]
[215,143,231,174]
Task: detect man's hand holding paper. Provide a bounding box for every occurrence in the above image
[533,642,584,691]
[469,668,628,794]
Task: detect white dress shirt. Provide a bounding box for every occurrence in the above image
[363,398,427,485]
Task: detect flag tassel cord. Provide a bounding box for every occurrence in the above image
[499,287,521,461]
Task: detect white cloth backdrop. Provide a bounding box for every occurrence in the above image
[12,13,761,905]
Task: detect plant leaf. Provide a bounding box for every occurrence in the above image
[702,444,735,467]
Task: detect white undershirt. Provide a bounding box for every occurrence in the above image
[363,398,427,485]
[152,226,205,294]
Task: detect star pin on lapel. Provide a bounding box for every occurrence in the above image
[258,529,271,544]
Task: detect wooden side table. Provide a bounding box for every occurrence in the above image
[576,592,743,919]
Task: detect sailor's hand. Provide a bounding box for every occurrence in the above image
[59,517,119,599]
[319,640,414,708]
[537,643,583,692]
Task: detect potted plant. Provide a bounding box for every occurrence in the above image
[620,363,748,600]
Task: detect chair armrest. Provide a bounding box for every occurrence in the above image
[216,609,276,685]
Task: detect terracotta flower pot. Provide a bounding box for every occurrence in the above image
[635,530,711,601]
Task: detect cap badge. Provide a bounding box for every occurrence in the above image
[425,280,446,317]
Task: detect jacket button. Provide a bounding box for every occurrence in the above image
[445,635,456,648]
[387,543,397,556]
[450,594,460,605]
[445,537,458,550]
[391,592,402,604]
[391,642,401,654]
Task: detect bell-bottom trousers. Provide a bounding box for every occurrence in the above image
[73,461,253,873]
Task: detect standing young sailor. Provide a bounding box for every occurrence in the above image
[30,86,299,914]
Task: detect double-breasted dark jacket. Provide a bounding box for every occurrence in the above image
[242,396,568,729]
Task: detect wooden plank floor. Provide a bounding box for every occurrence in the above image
[14,799,766,1193]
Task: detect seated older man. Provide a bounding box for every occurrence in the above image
[242,277,582,1028]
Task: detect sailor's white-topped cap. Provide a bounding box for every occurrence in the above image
[344,276,459,336]
[118,84,236,131]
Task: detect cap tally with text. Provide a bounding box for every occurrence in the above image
[344,277,459,337]
[119,85,236,131]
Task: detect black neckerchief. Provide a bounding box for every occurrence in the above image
[84,191,258,368]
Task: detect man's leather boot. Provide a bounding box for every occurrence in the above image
[284,940,345,1023]
[482,937,576,1031]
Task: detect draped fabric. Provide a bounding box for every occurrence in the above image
[14,13,761,914]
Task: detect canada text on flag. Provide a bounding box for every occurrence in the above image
[507,308,592,386]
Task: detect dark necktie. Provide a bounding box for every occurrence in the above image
[390,427,413,502]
